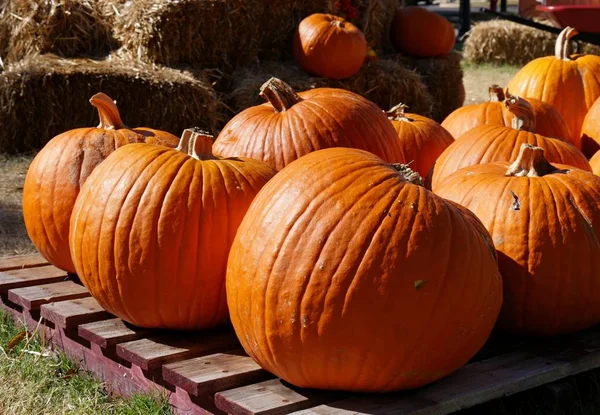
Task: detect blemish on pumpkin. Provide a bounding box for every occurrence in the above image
[509,191,520,211]
[414,280,426,290]
[302,315,308,327]
[410,202,417,210]
[318,262,325,271]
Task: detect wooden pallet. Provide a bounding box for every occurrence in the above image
[2,254,600,414]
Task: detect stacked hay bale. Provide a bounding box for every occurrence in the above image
[0,54,224,153]
[464,20,600,66]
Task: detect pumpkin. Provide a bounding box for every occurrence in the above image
[507,27,600,154]
[581,97,600,157]
[386,103,454,178]
[213,77,403,171]
[442,86,572,143]
[23,93,179,273]
[590,150,600,175]
[226,147,502,392]
[430,94,591,191]
[69,129,277,330]
[436,144,600,335]
[390,7,455,57]
[293,13,367,80]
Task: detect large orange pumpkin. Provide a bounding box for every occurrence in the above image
[590,150,600,175]
[226,147,502,392]
[293,13,367,80]
[442,86,572,143]
[386,104,454,178]
[436,144,600,335]
[581,96,600,157]
[390,7,455,57]
[507,27,600,154]
[430,95,591,191]
[69,129,277,330]
[23,93,179,273]
[213,77,403,171]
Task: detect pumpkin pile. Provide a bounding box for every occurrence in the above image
[22,22,600,397]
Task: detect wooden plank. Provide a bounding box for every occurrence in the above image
[41,297,113,330]
[0,253,48,271]
[8,280,89,311]
[117,330,240,372]
[0,265,68,294]
[78,318,150,349]
[215,379,342,415]
[289,330,600,415]
[163,350,273,397]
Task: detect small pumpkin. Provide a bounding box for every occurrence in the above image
[430,94,591,191]
[390,7,455,57]
[507,27,600,154]
[442,85,572,143]
[69,129,277,330]
[293,13,367,80]
[581,96,600,157]
[23,93,179,273]
[436,144,600,336]
[386,103,454,178]
[226,147,502,392]
[213,77,403,171]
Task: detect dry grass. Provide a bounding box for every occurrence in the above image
[228,59,433,117]
[462,62,520,104]
[0,0,117,65]
[464,19,600,66]
[0,53,225,153]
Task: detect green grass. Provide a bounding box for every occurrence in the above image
[0,311,172,415]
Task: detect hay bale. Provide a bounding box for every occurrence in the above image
[0,54,225,153]
[115,0,265,69]
[228,59,432,117]
[354,0,398,52]
[0,0,116,64]
[464,20,600,66]
[399,51,463,122]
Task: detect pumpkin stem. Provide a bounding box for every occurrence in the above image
[392,163,424,186]
[505,143,557,177]
[488,85,505,102]
[386,103,413,122]
[89,92,127,130]
[505,91,536,132]
[177,128,215,160]
[259,77,303,113]
[555,26,579,61]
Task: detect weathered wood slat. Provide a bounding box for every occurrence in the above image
[215,379,342,415]
[0,253,48,271]
[78,318,150,349]
[117,330,240,372]
[288,330,600,415]
[8,280,90,311]
[0,266,67,294]
[163,351,273,397]
[41,297,113,330]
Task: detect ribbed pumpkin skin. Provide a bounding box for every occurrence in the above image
[390,7,455,57]
[293,13,367,80]
[442,97,572,142]
[226,148,502,392]
[430,125,591,191]
[436,158,600,335]
[590,150,600,175]
[507,28,600,153]
[581,97,600,157]
[23,128,178,273]
[70,143,276,330]
[389,112,454,178]
[213,87,403,171]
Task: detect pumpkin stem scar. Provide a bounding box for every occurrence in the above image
[504,92,536,132]
[488,85,505,102]
[555,26,579,61]
[506,143,558,178]
[391,163,424,186]
[259,77,303,113]
[386,103,414,122]
[89,92,127,130]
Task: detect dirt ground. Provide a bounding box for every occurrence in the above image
[0,63,520,257]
